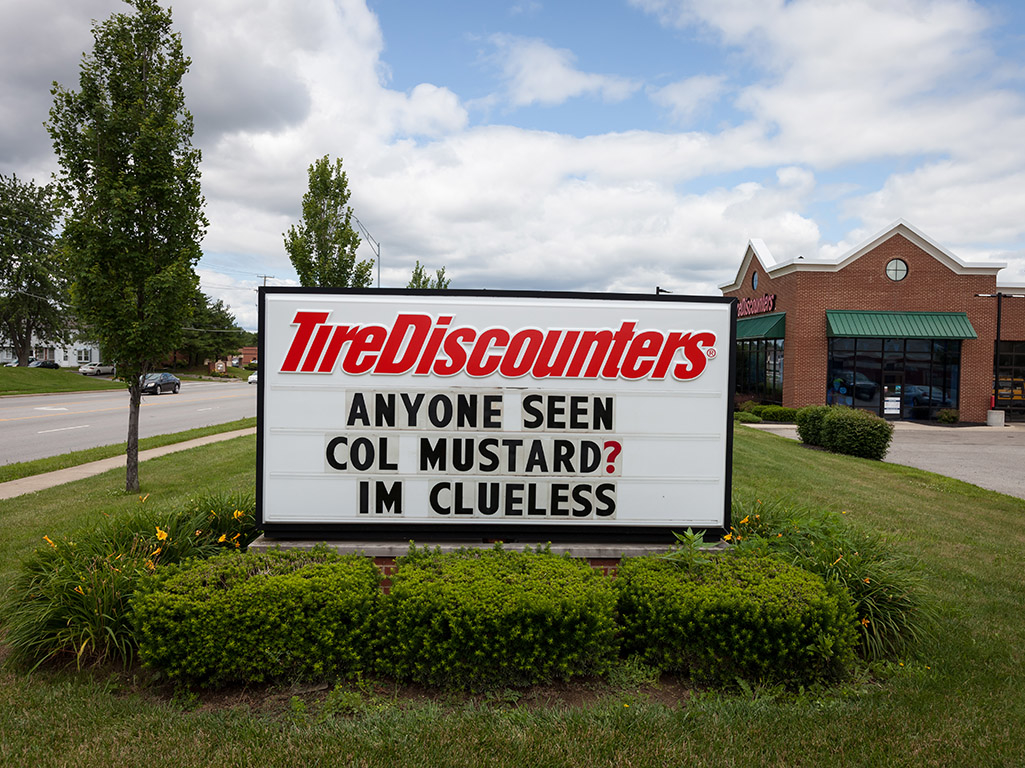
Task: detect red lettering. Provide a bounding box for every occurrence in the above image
[567,330,613,377]
[434,328,475,376]
[621,330,663,379]
[467,329,509,377]
[532,330,579,378]
[377,314,432,374]
[600,321,636,378]
[300,323,334,372]
[281,311,718,381]
[317,325,360,372]
[672,332,716,380]
[415,316,453,374]
[342,326,387,374]
[501,329,544,377]
[281,311,330,372]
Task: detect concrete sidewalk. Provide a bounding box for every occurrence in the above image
[0,427,256,501]
[746,420,1025,500]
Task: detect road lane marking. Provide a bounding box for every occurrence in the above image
[0,392,253,422]
[34,407,69,411]
[38,424,91,434]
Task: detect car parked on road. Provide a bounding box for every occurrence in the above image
[28,360,61,369]
[78,362,116,375]
[140,372,180,394]
[248,371,258,384]
[4,357,35,367]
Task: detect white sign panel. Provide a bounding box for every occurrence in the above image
[257,289,735,540]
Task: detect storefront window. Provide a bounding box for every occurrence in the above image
[828,338,960,419]
[735,338,784,404]
[995,340,1025,415]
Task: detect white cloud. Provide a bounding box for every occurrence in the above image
[486,34,642,107]
[650,75,726,125]
[4,0,1025,333]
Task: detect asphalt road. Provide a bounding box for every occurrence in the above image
[0,378,257,465]
[748,420,1025,500]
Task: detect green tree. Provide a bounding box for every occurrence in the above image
[407,261,451,289]
[0,175,70,365]
[48,0,207,492]
[178,289,246,367]
[284,155,374,288]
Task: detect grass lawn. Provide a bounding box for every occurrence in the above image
[0,417,257,484]
[1,426,1024,767]
[0,367,125,395]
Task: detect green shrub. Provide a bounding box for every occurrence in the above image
[759,405,798,423]
[729,498,936,661]
[2,491,258,668]
[820,406,894,460]
[738,400,759,413]
[735,411,763,423]
[937,408,959,424]
[795,405,832,446]
[616,555,856,686]
[133,549,380,686]
[376,546,618,690]
[746,404,768,417]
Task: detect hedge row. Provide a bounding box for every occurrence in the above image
[738,402,799,422]
[130,546,857,689]
[796,405,893,460]
[617,556,856,685]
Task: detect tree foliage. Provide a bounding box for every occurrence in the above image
[47,0,207,491]
[407,261,451,290]
[0,175,69,364]
[284,155,374,288]
[177,288,246,367]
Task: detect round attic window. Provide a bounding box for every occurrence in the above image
[752,272,759,290]
[885,258,908,282]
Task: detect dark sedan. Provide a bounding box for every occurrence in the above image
[140,372,181,394]
[28,360,61,369]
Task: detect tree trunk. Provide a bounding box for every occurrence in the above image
[126,381,142,492]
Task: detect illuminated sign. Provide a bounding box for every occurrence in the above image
[256,289,736,541]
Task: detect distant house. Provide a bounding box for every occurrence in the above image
[0,335,102,368]
[237,346,258,365]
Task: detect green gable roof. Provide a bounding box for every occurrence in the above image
[825,311,977,339]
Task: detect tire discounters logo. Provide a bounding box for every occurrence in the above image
[280,311,718,381]
[257,290,735,540]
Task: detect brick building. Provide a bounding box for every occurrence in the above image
[719,220,1025,423]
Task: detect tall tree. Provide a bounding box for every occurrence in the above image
[177,288,246,367]
[48,0,207,492]
[407,261,451,290]
[0,175,70,365]
[284,155,374,288]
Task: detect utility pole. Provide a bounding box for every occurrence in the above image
[352,214,381,288]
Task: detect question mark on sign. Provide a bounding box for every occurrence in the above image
[603,440,622,474]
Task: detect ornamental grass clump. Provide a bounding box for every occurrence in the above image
[616,554,856,686]
[1,490,258,669]
[728,498,936,661]
[376,546,618,690]
[133,549,380,686]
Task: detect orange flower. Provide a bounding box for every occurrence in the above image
[155,526,168,541]
[861,617,870,627]
[43,535,57,548]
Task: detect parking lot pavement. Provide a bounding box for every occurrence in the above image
[745,420,1025,500]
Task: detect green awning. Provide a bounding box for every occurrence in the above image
[736,312,786,340]
[825,310,977,339]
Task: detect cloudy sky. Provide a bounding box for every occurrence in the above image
[4,0,1025,330]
